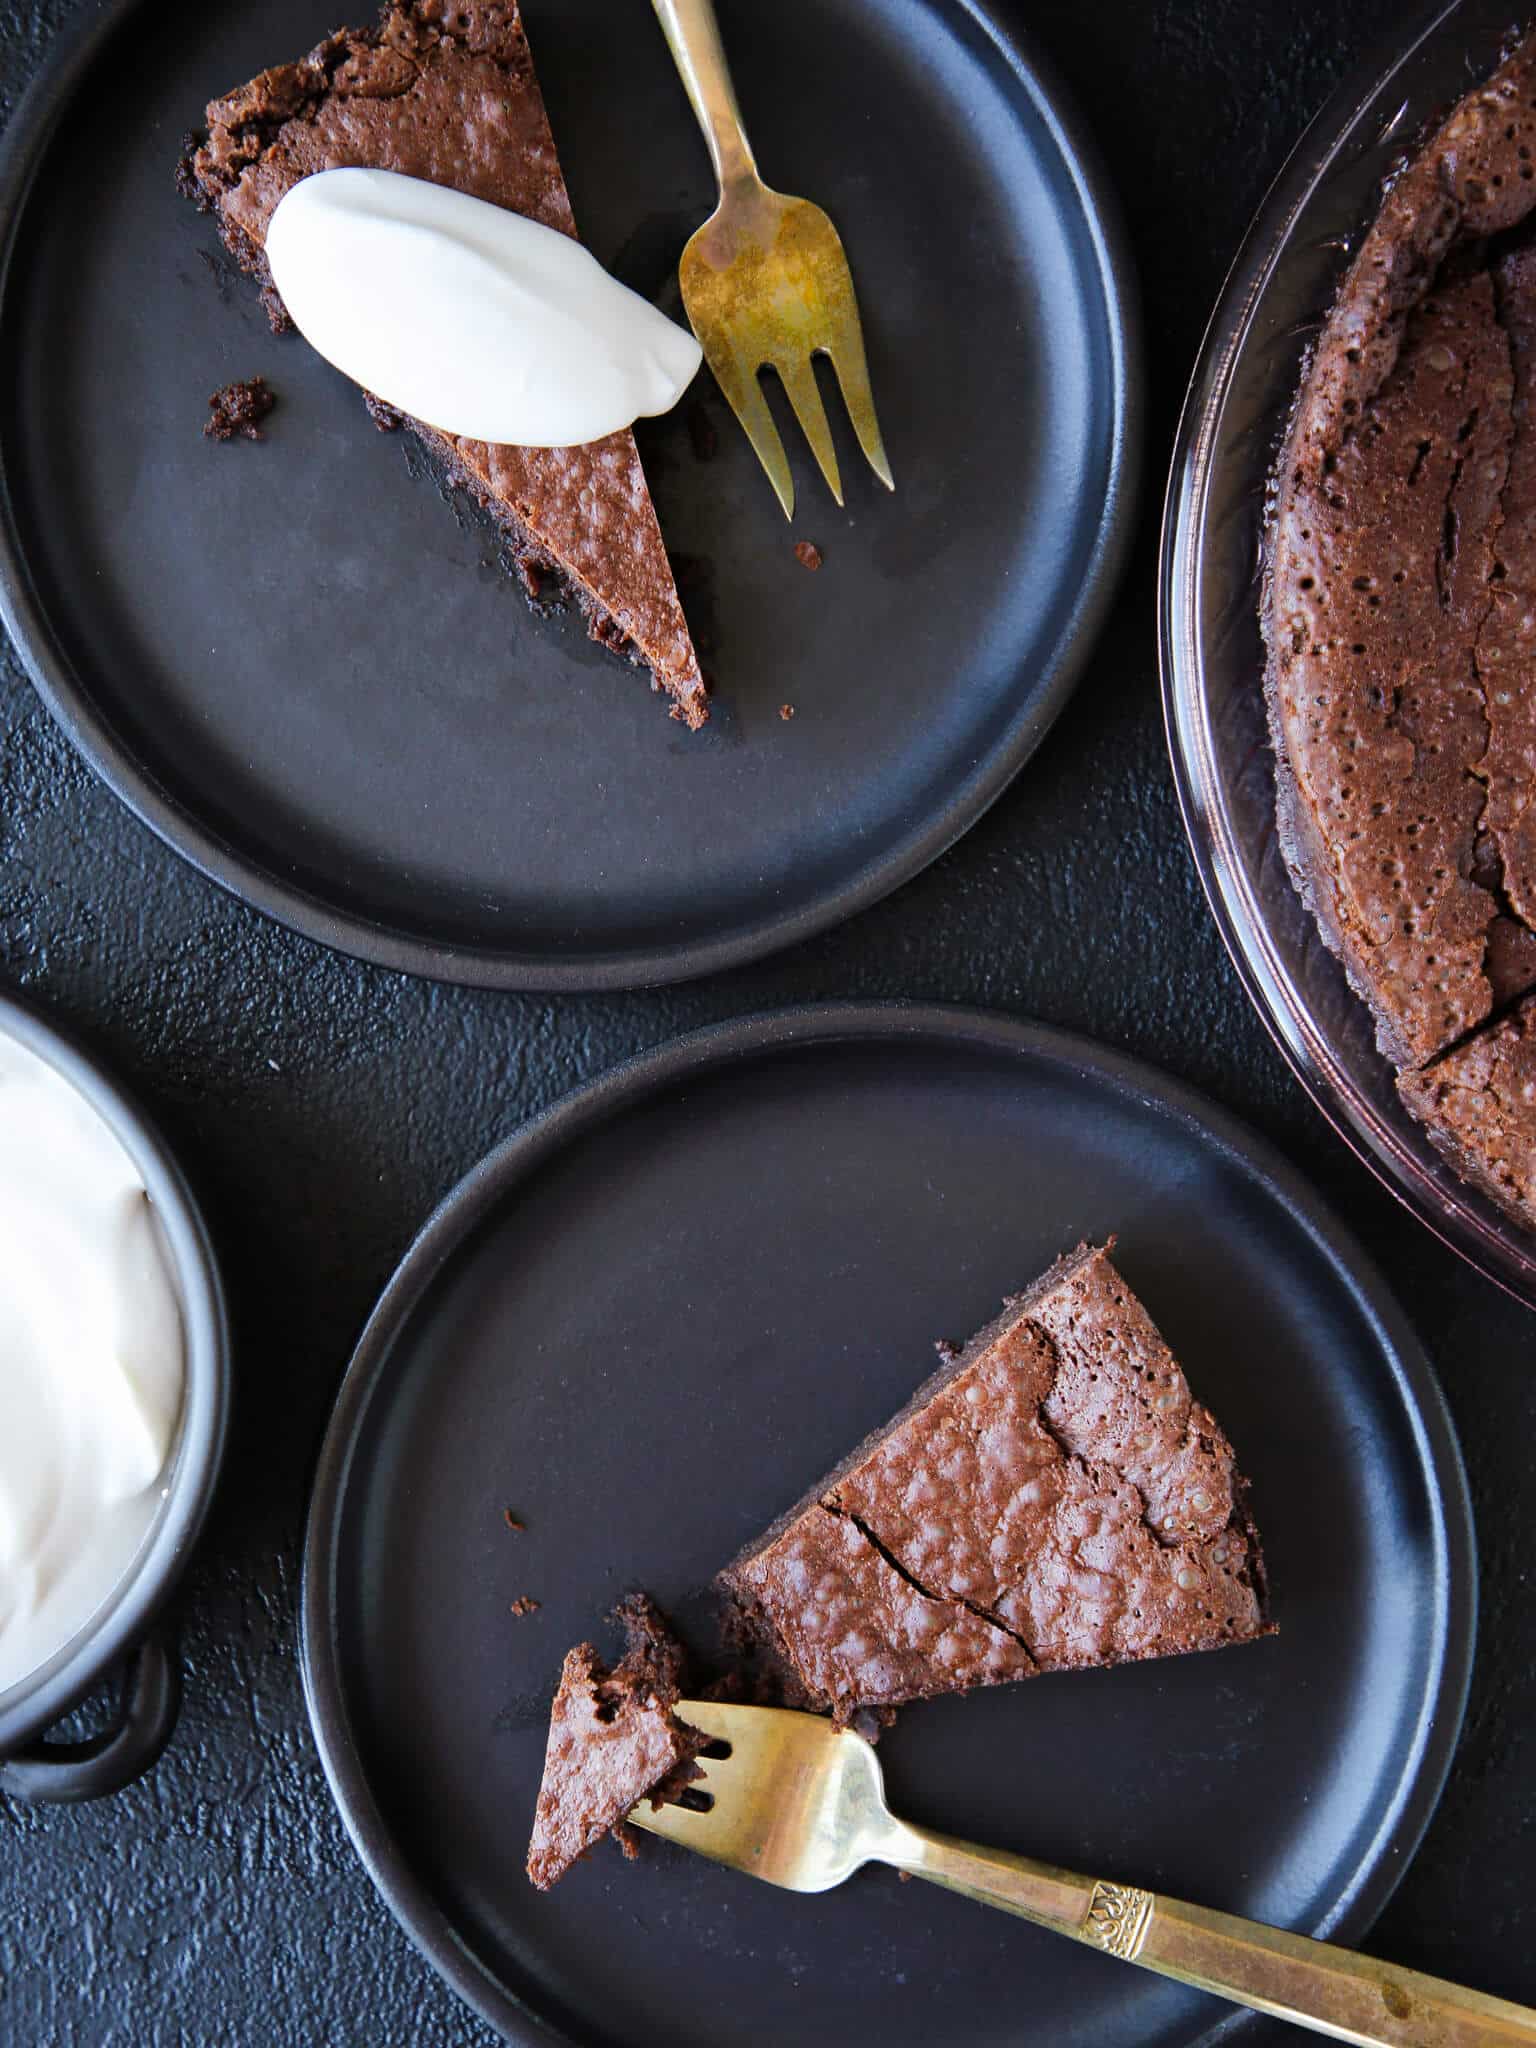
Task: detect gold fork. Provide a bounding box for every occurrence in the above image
[629,1701,1536,2046]
[650,0,894,518]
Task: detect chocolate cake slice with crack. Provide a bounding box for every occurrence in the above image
[719,1244,1271,1719]
[179,0,707,728]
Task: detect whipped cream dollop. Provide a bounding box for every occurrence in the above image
[0,1033,185,1695]
[265,168,703,447]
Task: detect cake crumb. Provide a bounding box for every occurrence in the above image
[779,703,796,722]
[509,1596,541,1617]
[794,539,823,571]
[503,1508,525,1532]
[174,135,209,210]
[204,376,275,442]
[363,390,404,432]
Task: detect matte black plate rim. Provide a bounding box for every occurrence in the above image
[300,1001,1476,2047]
[0,0,1141,994]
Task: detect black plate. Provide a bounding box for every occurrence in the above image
[0,0,1136,991]
[303,1005,1474,2048]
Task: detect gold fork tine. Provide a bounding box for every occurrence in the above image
[660,1699,757,1743]
[628,1791,731,1858]
[705,346,796,520]
[824,336,895,494]
[654,0,894,513]
[771,356,844,508]
[626,1701,748,1861]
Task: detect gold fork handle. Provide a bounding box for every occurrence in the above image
[881,1822,1536,2045]
[650,0,759,192]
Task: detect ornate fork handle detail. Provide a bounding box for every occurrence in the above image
[1083,1881,1155,1961]
[630,1702,1536,2044]
[880,1821,1536,2046]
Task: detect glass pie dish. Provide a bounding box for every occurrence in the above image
[1160,0,1536,1310]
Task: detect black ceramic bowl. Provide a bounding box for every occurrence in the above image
[0,992,230,1802]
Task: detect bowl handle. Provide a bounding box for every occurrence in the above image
[0,1631,181,1802]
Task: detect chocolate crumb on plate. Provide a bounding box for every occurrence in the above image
[794,540,823,571]
[204,375,274,441]
[779,704,796,721]
[363,390,404,432]
[509,1595,540,1617]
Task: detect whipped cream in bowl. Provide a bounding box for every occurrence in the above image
[0,997,229,1798]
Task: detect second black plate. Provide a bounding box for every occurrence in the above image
[303,1005,1473,2047]
[0,0,1136,988]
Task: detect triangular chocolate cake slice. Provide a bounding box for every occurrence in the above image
[720,1243,1271,1718]
[527,1595,706,1891]
[179,0,707,727]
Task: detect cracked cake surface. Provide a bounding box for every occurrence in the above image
[1399,991,1536,1230]
[1262,28,1536,1230]
[526,1594,706,1891]
[718,1244,1271,1718]
[179,0,707,727]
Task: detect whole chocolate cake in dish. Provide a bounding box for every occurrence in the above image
[178,0,707,728]
[526,1594,706,1892]
[1263,28,1536,1227]
[720,1244,1271,1720]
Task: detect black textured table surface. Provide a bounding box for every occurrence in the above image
[0,2,1527,2043]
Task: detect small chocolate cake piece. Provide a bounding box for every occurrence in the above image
[720,1245,1270,1719]
[1399,995,1536,1231]
[179,0,707,728]
[526,1594,705,1891]
[204,374,276,441]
